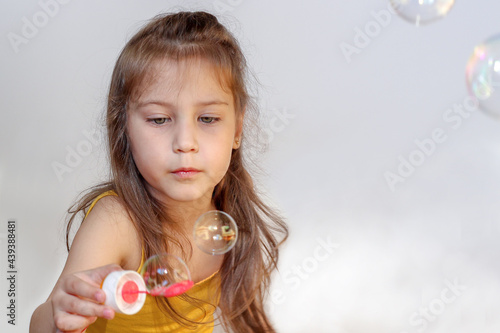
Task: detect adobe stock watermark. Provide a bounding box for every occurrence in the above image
[7,0,73,54]
[257,107,295,147]
[384,95,479,192]
[339,4,396,64]
[51,128,102,182]
[212,0,244,15]
[246,106,295,162]
[268,236,340,313]
[399,278,466,333]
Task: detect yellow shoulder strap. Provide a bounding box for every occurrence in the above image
[84,190,118,219]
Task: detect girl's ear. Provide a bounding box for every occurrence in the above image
[233,108,245,149]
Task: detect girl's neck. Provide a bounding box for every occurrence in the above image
[145,184,215,228]
[163,196,216,233]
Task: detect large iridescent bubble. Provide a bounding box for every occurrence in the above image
[466,35,500,117]
[389,0,455,26]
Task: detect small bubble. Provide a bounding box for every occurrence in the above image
[389,0,455,26]
[193,211,238,255]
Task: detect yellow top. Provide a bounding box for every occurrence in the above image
[84,191,220,333]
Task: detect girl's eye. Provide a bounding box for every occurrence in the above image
[152,118,168,125]
[200,116,218,124]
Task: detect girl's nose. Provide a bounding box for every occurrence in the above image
[172,121,198,153]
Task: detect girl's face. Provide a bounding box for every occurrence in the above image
[127,58,242,208]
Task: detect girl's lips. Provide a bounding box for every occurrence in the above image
[171,168,200,179]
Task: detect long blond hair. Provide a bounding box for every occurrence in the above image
[66,11,288,332]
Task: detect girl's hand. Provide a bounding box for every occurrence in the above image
[50,264,121,333]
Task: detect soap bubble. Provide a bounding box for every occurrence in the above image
[389,0,455,26]
[193,210,238,255]
[140,253,194,297]
[466,34,500,117]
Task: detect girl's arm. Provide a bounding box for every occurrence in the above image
[29,196,142,333]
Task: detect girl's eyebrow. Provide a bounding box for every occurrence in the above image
[196,100,229,107]
[134,100,173,109]
[135,99,229,109]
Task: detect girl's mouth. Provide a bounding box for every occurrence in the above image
[172,168,201,179]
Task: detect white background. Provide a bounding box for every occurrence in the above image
[2,0,500,332]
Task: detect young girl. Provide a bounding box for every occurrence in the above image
[30,11,288,333]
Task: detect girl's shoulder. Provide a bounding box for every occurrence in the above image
[63,191,142,275]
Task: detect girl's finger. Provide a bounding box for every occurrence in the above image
[57,294,114,319]
[62,275,105,303]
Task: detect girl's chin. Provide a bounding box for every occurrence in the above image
[156,191,213,206]
[145,182,216,205]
